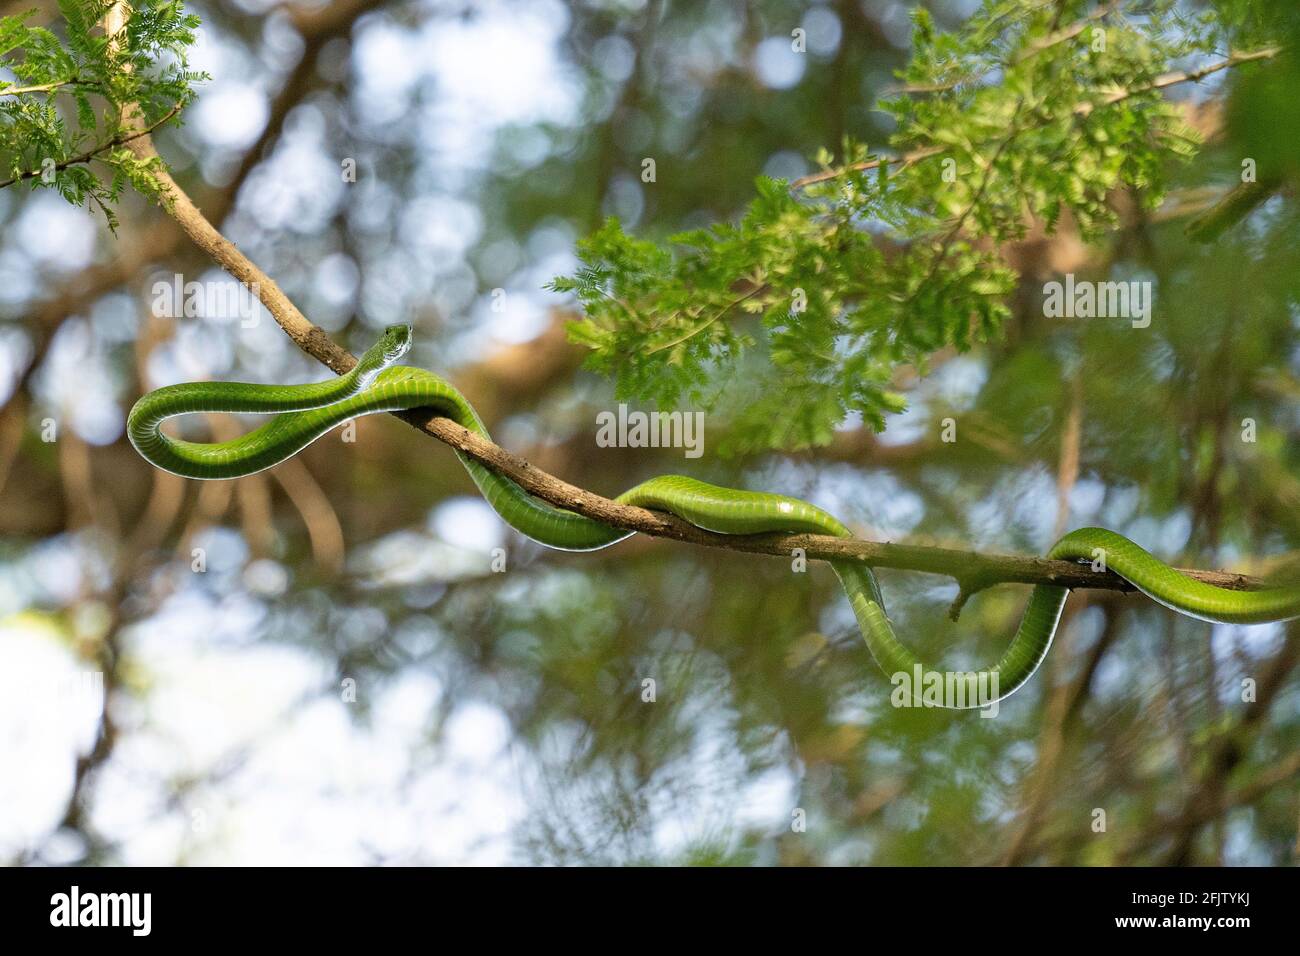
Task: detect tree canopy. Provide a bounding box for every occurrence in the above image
[1,0,1298,865]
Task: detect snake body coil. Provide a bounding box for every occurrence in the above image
[128,326,1300,706]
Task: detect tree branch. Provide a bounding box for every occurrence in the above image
[1089,46,1282,113]
[93,0,1274,599]
[1012,0,1121,64]
[121,139,1275,594]
[0,76,88,97]
[0,0,394,420]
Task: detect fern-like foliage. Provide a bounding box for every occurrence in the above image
[0,0,205,228]
[552,0,1273,454]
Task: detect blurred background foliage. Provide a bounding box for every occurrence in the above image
[0,0,1298,865]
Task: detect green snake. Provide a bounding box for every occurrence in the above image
[128,325,1300,707]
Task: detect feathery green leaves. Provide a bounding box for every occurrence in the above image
[553,0,1276,453]
[0,0,204,226]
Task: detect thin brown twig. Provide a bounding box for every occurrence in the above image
[0,98,186,188]
[1089,46,1282,113]
[0,77,89,97]
[645,283,766,354]
[1013,0,1121,64]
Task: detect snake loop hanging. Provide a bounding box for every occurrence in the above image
[128,326,1300,707]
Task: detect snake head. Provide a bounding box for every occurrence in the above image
[381,324,413,361]
[354,325,414,388]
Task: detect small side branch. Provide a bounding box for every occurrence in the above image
[0,99,185,189]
